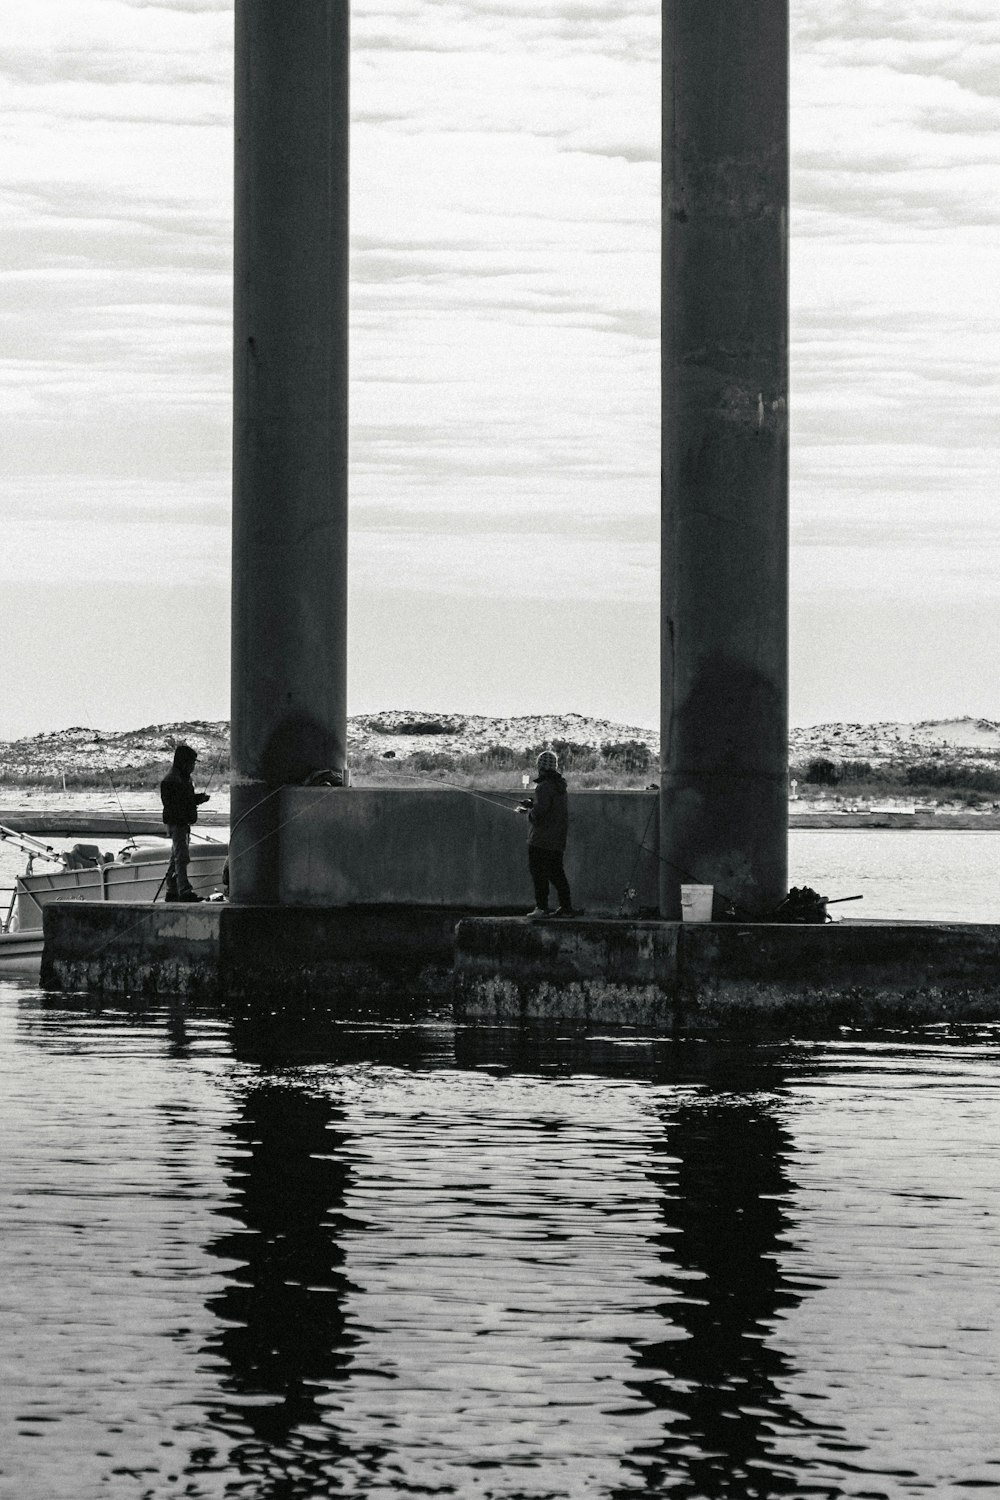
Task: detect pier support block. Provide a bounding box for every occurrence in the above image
[40,903,224,998]
[455,918,1000,1029]
[219,905,458,1010]
[454,919,679,1027]
[41,902,459,1011]
[43,907,1000,1034]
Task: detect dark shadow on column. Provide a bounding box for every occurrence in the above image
[614,1073,842,1498]
[194,1083,384,1496]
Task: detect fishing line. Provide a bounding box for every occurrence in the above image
[72,771,500,959]
[376,765,765,918]
[81,783,344,957]
[60,670,137,846]
[619,799,658,917]
[60,760,807,965]
[143,754,753,916]
[85,734,136,846]
[384,770,526,817]
[74,781,343,959]
[200,742,227,798]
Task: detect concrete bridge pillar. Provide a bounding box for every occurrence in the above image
[660,1,789,919]
[230,0,350,903]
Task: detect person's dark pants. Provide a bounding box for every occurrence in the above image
[165,823,194,898]
[528,846,571,910]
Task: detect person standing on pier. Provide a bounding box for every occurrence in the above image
[160,743,210,902]
[517,749,576,918]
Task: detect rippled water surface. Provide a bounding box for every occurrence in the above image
[2,979,999,1499]
[788,828,1000,922]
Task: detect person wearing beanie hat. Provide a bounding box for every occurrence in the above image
[516,749,576,918]
[159,742,211,901]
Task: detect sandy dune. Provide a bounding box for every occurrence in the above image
[3,713,1000,786]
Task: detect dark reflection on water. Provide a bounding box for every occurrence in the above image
[201,1084,382,1497]
[456,1030,840,1496]
[619,1091,835,1498]
[230,1009,457,1072]
[4,984,1000,1498]
[220,1023,837,1497]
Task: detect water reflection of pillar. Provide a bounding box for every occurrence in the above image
[200,1085,378,1490]
[620,1095,834,1498]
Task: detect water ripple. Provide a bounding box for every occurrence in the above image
[1,980,999,1497]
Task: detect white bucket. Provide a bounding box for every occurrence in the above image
[680,884,714,922]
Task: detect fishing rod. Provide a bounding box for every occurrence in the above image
[80,763,863,960]
[68,701,136,846]
[377,766,866,922]
[365,765,769,919]
[200,742,227,798]
[79,802,861,980]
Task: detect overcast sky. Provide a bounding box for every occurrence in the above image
[2,0,999,739]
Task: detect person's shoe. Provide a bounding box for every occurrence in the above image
[552,906,580,918]
[178,890,203,903]
[164,890,180,902]
[526,907,550,920]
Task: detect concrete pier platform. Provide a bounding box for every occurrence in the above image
[454,917,1000,1029]
[41,903,225,998]
[41,902,473,1011]
[40,905,1000,1032]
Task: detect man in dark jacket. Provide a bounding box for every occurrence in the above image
[160,743,210,901]
[517,749,575,918]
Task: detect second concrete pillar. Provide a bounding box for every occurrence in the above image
[660,2,789,919]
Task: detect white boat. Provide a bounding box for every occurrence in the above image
[0,825,228,969]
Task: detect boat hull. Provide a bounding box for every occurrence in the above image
[1,843,228,967]
[0,929,44,969]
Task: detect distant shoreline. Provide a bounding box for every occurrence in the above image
[6,714,1000,812]
[4,794,1000,839]
[788,810,1000,831]
[0,806,230,838]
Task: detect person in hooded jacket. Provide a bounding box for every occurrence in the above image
[517,749,576,918]
[160,743,210,901]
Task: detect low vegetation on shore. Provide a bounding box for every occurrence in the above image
[791,756,1000,808]
[0,739,656,793]
[3,714,1000,804]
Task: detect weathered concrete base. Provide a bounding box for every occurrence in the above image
[219,905,459,1011]
[41,903,224,998]
[454,920,679,1027]
[454,918,1000,1029]
[41,905,1000,1032]
[41,902,463,1010]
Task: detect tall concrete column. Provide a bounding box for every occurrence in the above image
[660,2,789,920]
[231,0,350,904]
